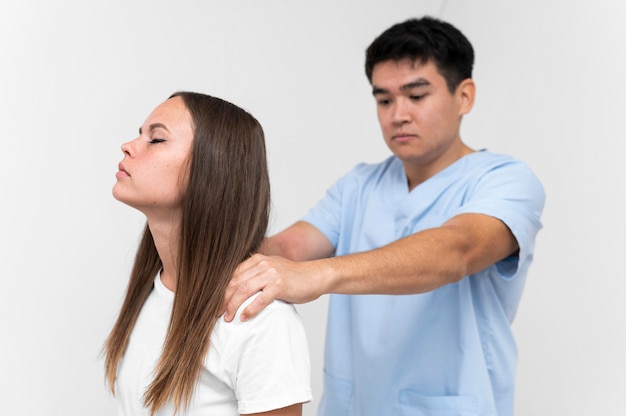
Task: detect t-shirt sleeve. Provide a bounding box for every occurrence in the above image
[221,299,312,414]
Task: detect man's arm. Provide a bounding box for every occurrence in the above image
[258,221,335,261]
[224,213,518,321]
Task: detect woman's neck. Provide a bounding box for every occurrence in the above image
[146,215,180,292]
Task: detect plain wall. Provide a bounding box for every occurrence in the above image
[1,1,624,415]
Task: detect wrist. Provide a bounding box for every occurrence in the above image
[308,258,336,295]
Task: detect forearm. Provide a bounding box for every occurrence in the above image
[259,221,334,261]
[317,228,468,295]
[318,214,517,295]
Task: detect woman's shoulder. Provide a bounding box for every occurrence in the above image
[201,294,311,411]
[207,294,308,370]
[215,293,303,338]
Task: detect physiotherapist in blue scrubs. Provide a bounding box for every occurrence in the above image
[225,16,545,416]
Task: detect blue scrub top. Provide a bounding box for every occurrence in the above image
[302,151,545,416]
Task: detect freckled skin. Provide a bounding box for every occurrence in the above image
[113,96,194,219]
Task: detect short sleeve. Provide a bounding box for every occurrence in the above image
[221,299,312,414]
[301,162,374,249]
[454,160,546,278]
[301,175,346,248]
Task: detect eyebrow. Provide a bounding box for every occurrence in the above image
[372,79,431,95]
[139,122,171,135]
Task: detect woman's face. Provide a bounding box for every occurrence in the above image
[113,96,194,217]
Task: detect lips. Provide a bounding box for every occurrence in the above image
[116,163,130,178]
[392,131,416,142]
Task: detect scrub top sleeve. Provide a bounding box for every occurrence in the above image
[454,161,546,278]
[301,171,351,248]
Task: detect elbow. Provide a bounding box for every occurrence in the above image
[441,250,474,287]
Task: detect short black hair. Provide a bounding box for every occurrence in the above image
[365,16,474,93]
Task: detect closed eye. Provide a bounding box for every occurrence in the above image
[149,138,166,144]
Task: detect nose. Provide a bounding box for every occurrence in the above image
[120,137,137,157]
[391,99,410,125]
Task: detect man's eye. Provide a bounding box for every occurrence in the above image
[149,138,166,144]
[377,99,391,106]
[410,95,425,101]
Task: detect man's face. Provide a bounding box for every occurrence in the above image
[371,58,473,180]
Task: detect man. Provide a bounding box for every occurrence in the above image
[224,16,545,416]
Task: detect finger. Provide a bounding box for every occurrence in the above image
[223,267,245,308]
[235,253,265,276]
[223,272,269,322]
[223,255,265,319]
[240,285,280,322]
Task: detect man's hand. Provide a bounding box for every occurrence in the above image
[223,254,328,322]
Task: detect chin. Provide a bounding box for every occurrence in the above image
[112,184,123,201]
[112,186,133,206]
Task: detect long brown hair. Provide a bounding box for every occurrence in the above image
[104,92,270,414]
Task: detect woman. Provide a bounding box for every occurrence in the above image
[104,92,311,416]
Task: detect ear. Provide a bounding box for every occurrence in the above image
[456,78,475,116]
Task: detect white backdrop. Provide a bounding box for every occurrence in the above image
[1,1,624,415]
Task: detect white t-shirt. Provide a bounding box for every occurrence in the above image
[116,275,312,415]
